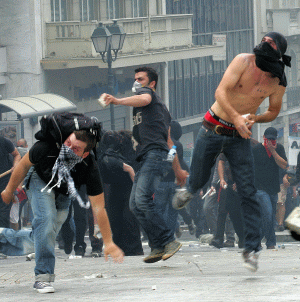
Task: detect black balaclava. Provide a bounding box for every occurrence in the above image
[253,32,291,87]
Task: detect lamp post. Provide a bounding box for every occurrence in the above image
[91,21,126,130]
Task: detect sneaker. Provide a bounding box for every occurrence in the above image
[74,245,85,257]
[143,248,165,263]
[172,188,194,210]
[223,240,235,248]
[188,223,195,235]
[63,241,73,255]
[210,238,223,249]
[33,281,55,294]
[91,248,102,258]
[162,240,182,261]
[242,250,259,272]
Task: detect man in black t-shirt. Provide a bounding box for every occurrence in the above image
[0,130,123,294]
[253,127,287,249]
[104,66,188,263]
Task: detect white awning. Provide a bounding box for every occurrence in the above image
[0,93,77,119]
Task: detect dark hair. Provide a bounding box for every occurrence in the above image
[74,130,97,152]
[134,66,158,89]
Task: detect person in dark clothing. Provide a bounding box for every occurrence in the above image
[59,184,103,256]
[253,127,287,249]
[210,153,245,249]
[98,130,143,256]
[103,67,188,263]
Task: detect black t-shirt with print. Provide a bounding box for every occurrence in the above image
[0,137,15,190]
[252,143,287,195]
[29,141,103,196]
[132,87,171,161]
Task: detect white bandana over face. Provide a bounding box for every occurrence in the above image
[41,144,90,209]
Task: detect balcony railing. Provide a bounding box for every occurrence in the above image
[45,14,193,59]
[267,8,300,36]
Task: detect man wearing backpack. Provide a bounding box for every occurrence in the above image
[103,66,188,263]
[0,129,124,293]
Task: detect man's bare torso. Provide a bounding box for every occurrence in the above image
[211,54,281,123]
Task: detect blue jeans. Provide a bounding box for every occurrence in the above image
[129,149,175,249]
[27,170,71,282]
[0,228,34,255]
[256,190,277,247]
[155,181,179,234]
[187,125,261,252]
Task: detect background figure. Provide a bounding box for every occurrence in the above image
[59,184,103,256]
[155,120,191,238]
[253,127,288,249]
[210,154,245,249]
[0,136,21,228]
[98,130,143,256]
[202,164,219,236]
[188,190,209,238]
[276,168,290,231]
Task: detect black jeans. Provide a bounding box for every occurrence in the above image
[60,186,103,253]
[104,180,143,256]
[215,186,245,244]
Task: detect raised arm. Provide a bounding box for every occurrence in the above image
[104,93,151,107]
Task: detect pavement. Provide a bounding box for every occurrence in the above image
[1,229,300,302]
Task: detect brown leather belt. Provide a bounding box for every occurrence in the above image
[202,119,241,138]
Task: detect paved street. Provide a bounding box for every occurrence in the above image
[1,230,300,302]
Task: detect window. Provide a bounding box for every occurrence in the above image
[51,0,67,22]
[290,10,298,24]
[132,0,147,18]
[80,0,98,21]
[107,0,120,19]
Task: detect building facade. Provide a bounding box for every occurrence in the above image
[1,0,300,166]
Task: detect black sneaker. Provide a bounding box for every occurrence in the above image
[172,188,194,210]
[33,281,55,294]
[63,241,73,255]
[75,245,85,257]
[143,248,165,263]
[242,250,259,272]
[210,238,223,249]
[91,247,102,258]
[162,240,182,261]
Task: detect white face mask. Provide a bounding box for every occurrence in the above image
[132,80,143,92]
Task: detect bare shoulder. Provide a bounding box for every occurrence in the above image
[231,53,254,65]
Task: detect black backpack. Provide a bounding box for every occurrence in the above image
[35,112,102,149]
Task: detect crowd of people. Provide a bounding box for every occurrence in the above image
[0,31,299,294]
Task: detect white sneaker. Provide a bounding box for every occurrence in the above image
[242,250,260,272]
[33,281,55,294]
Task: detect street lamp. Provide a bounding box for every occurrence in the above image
[91,21,126,130]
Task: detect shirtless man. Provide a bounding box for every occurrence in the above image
[172,31,291,272]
